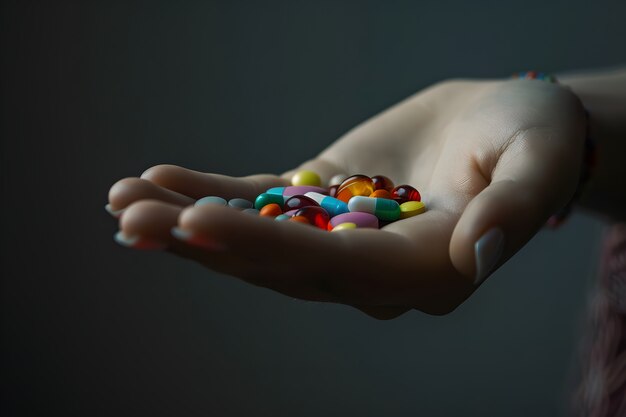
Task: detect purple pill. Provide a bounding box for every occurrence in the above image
[266,186,328,197]
[329,212,379,230]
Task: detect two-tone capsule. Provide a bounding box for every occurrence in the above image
[304,192,350,217]
[347,196,401,221]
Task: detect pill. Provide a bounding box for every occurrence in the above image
[348,196,401,221]
[399,201,426,219]
[291,170,322,187]
[254,193,286,210]
[259,203,283,217]
[335,174,375,202]
[328,184,339,198]
[328,212,379,230]
[391,185,421,203]
[284,195,319,211]
[303,192,350,217]
[289,215,310,224]
[195,196,227,206]
[266,186,327,197]
[275,214,291,221]
[369,189,392,199]
[228,198,253,209]
[329,174,348,186]
[371,175,394,191]
[242,208,260,215]
[330,222,357,232]
[294,206,330,229]
[284,209,298,216]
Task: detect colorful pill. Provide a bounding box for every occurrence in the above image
[348,196,401,221]
[259,203,283,217]
[195,196,227,206]
[303,192,350,217]
[291,170,322,187]
[399,201,426,219]
[284,209,298,216]
[228,198,253,209]
[371,175,394,192]
[329,174,348,186]
[391,185,421,203]
[284,195,319,211]
[266,186,327,197]
[369,189,392,199]
[335,174,375,202]
[254,193,286,210]
[294,206,330,229]
[328,212,379,230]
[328,184,339,198]
[275,214,291,221]
[330,222,357,232]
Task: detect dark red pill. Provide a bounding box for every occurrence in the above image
[391,185,421,203]
[371,175,394,192]
[294,206,330,230]
[284,195,319,211]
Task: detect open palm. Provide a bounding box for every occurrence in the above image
[107,78,586,319]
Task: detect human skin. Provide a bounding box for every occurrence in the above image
[106,68,626,319]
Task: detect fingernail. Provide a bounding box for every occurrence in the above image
[105,203,126,218]
[170,227,226,251]
[114,231,167,250]
[474,227,504,285]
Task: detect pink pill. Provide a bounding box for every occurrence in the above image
[328,212,379,230]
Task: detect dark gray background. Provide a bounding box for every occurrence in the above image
[2,1,624,416]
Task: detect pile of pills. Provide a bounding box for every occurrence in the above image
[197,171,426,231]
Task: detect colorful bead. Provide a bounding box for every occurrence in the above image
[347,196,401,221]
[391,185,421,203]
[328,212,379,230]
[335,175,375,202]
[304,192,350,217]
[291,170,321,187]
[399,201,426,219]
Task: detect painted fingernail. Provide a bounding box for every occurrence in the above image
[170,227,226,251]
[114,231,167,250]
[474,227,504,285]
[105,203,126,218]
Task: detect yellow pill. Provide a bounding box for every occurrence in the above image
[399,201,426,219]
[330,222,357,232]
[291,170,321,187]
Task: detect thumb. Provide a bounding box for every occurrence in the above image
[449,126,584,286]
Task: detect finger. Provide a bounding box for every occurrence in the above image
[175,204,473,314]
[449,126,585,286]
[140,164,290,200]
[107,177,196,216]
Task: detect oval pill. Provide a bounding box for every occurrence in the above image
[304,192,350,217]
[242,208,260,215]
[259,203,283,217]
[348,196,400,221]
[328,212,379,230]
[330,222,357,232]
[228,198,253,209]
[399,201,426,219]
[371,175,394,191]
[266,186,327,197]
[335,174,375,202]
[275,214,291,221]
[195,196,227,206]
[391,185,421,203]
[369,189,392,199]
[291,170,322,187]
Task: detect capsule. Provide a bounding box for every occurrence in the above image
[195,196,227,206]
[291,170,321,187]
[304,192,350,217]
[330,222,357,232]
[399,201,426,219]
[294,206,330,229]
[266,186,327,197]
[335,175,375,202]
[328,212,379,230]
[348,196,400,221]
[284,195,319,211]
[254,193,286,210]
[371,175,394,192]
[391,185,421,203]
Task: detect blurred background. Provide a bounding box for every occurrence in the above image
[2,1,625,416]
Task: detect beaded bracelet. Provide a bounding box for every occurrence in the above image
[512,71,597,228]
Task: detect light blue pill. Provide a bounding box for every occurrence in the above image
[275,214,291,221]
[228,198,253,209]
[242,208,260,215]
[195,196,227,207]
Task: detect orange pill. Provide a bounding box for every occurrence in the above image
[259,203,283,217]
[335,174,375,203]
[369,189,392,199]
[289,215,310,224]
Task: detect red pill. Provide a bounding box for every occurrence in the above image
[336,174,374,203]
[371,175,394,192]
[284,195,319,211]
[294,206,330,229]
[391,185,421,203]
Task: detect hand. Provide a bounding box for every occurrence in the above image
[107,78,586,319]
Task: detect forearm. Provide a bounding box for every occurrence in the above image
[557,67,626,222]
